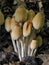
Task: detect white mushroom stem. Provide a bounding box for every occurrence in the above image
[19,39,24,58]
[24,43,26,57]
[10,33,18,53]
[23,37,28,57]
[11,37,17,53]
[33,49,37,56]
[28,45,31,56]
[25,37,29,57]
[16,40,22,61]
[23,36,26,57]
[30,48,37,57]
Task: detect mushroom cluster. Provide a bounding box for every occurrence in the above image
[4,4,45,61]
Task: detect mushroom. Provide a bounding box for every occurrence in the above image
[5,17,11,32]
[30,39,38,56]
[28,31,36,56]
[23,20,32,57]
[28,10,35,22]
[0,11,4,25]
[23,20,32,37]
[32,12,45,30]
[5,17,18,56]
[37,35,43,47]
[11,25,22,61]
[14,6,28,23]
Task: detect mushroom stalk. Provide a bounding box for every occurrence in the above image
[24,36,31,57]
[16,40,22,61]
[33,49,37,56]
[22,42,24,58]
[28,45,31,56]
[30,48,37,57]
[19,39,24,58]
[25,37,29,57]
[23,37,28,58]
[24,43,26,57]
[11,37,17,53]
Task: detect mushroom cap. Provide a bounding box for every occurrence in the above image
[5,17,11,32]
[0,11,4,25]
[30,40,38,49]
[28,10,35,22]
[32,12,45,30]
[11,17,17,30]
[14,7,28,22]
[23,20,32,37]
[37,35,42,47]
[11,25,22,40]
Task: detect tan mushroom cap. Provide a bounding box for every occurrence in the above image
[5,17,11,32]
[11,25,22,40]
[32,12,45,30]
[37,35,42,47]
[23,20,32,37]
[28,10,35,22]
[11,17,17,30]
[30,40,38,49]
[0,11,4,25]
[14,6,28,22]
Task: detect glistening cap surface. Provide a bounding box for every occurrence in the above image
[23,20,32,37]
[14,6,28,22]
[5,17,11,32]
[32,12,45,30]
[30,40,38,49]
[11,25,22,40]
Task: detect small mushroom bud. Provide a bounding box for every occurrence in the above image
[30,40,38,50]
[30,39,38,56]
[14,6,28,22]
[28,31,36,56]
[0,11,4,25]
[23,20,32,37]
[32,12,45,30]
[28,10,35,22]
[37,35,43,47]
[5,17,11,32]
[11,25,22,40]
